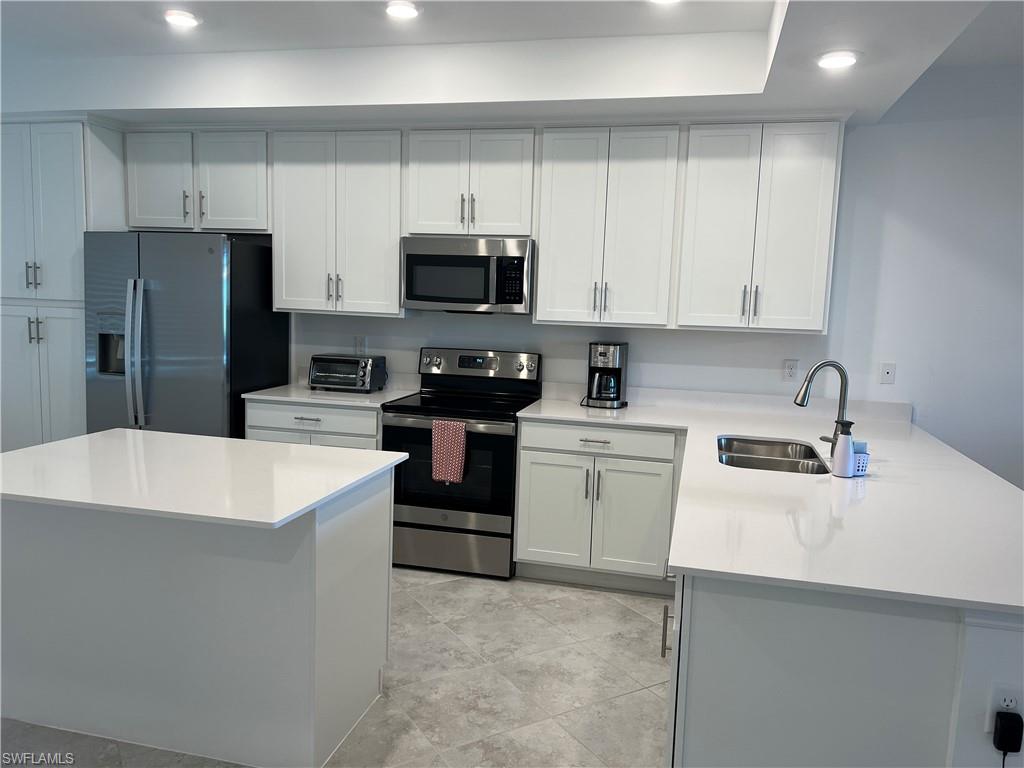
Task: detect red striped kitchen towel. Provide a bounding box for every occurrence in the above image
[431,419,466,484]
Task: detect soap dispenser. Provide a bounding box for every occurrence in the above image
[832,420,855,478]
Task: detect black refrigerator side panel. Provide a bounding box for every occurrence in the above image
[84,232,140,433]
[227,239,289,438]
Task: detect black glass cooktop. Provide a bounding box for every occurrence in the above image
[382,391,538,422]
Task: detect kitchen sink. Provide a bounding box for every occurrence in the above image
[717,436,830,474]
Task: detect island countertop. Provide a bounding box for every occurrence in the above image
[0,429,407,529]
[517,394,1024,613]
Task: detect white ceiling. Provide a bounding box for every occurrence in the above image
[929,0,1023,67]
[1,0,775,58]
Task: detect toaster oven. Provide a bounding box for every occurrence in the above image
[308,355,387,392]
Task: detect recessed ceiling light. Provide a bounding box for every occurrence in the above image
[164,9,200,29]
[386,0,419,19]
[817,50,858,70]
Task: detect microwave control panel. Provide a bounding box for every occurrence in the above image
[496,257,526,304]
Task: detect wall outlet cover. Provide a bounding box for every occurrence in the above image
[783,359,799,381]
[879,362,896,385]
[985,684,1023,733]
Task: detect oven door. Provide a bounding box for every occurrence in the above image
[382,414,516,525]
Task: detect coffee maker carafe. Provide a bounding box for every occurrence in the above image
[584,342,628,409]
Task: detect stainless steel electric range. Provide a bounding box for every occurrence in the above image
[381,347,541,578]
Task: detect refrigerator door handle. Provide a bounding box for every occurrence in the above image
[124,280,138,427]
[132,279,147,427]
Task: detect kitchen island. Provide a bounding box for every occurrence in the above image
[0,429,407,768]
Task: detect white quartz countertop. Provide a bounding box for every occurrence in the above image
[242,384,415,409]
[517,396,1024,612]
[0,429,407,529]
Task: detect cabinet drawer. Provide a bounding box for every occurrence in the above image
[246,428,310,445]
[245,401,377,436]
[310,433,377,450]
[520,421,674,460]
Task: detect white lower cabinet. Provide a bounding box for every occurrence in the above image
[516,425,675,577]
[1,304,85,451]
[245,399,379,449]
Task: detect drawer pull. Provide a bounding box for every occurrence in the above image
[293,416,323,423]
[660,604,675,658]
[579,438,611,445]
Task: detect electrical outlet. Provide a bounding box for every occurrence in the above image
[985,684,1023,732]
[879,362,896,385]
[782,359,799,381]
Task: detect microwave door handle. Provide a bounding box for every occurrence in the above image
[488,256,499,304]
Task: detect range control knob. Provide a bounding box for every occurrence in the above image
[515,361,525,372]
[360,360,367,368]
[421,354,431,366]
[433,356,442,367]
[526,361,537,372]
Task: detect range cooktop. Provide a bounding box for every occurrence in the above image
[382,391,538,422]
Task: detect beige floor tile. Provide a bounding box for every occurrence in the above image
[392,567,463,592]
[386,623,486,690]
[531,591,657,641]
[577,624,670,687]
[608,592,672,624]
[3,721,122,767]
[391,591,441,637]
[647,682,670,700]
[388,666,547,751]
[500,579,594,606]
[328,696,437,768]
[554,689,667,768]
[442,719,604,768]
[496,644,644,716]
[118,741,244,767]
[408,578,519,623]
[446,605,574,663]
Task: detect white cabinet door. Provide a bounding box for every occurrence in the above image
[750,122,840,331]
[1,306,42,451]
[516,450,594,568]
[271,133,336,312]
[31,123,86,301]
[591,457,673,576]
[601,126,678,326]
[676,124,762,328]
[336,132,401,315]
[246,428,311,444]
[406,131,471,235]
[468,129,534,236]
[196,131,268,230]
[2,124,35,300]
[535,129,609,323]
[126,132,194,229]
[36,307,85,443]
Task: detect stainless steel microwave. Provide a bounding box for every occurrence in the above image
[401,236,533,314]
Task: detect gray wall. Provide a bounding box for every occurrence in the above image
[295,58,1024,487]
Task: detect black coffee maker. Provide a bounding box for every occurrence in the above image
[584,342,628,409]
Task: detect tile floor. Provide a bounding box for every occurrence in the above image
[1,568,672,768]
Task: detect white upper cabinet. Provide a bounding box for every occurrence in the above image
[676,121,840,332]
[468,130,534,235]
[406,131,471,235]
[749,122,840,331]
[335,132,401,315]
[601,126,678,326]
[406,129,534,236]
[535,128,609,323]
[676,124,762,328]
[2,124,35,300]
[30,123,86,301]
[126,132,194,229]
[195,131,268,230]
[272,132,336,312]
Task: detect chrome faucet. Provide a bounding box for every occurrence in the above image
[793,359,850,457]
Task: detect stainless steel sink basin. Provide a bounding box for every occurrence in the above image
[717,436,830,474]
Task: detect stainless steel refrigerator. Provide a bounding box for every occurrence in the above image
[85,232,289,438]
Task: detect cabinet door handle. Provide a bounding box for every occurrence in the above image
[579,438,611,445]
[592,282,598,313]
[293,416,323,423]
[24,262,32,289]
[460,194,466,225]
[753,285,760,318]
[327,273,333,302]
[336,274,342,305]
[584,467,590,500]
[470,193,477,225]
[33,318,44,343]
[26,316,34,344]
[182,190,190,221]
[33,262,40,287]
[603,282,609,313]
[660,604,675,658]
[740,284,748,317]
[199,190,206,220]
[596,470,602,501]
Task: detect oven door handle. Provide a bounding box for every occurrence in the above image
[488,256,499,305]
[382,413,516,436]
